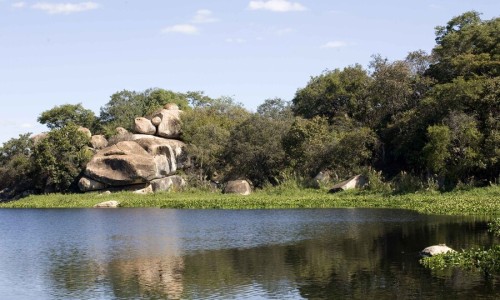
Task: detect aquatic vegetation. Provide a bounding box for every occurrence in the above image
[1,185,499,217]
[421,218,500,276]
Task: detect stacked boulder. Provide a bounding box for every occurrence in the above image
[79,104,186,194]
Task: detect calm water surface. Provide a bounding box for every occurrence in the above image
[0,208,497,299]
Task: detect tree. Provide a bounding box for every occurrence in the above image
[38,103,97,130]
[282,116,336,177]
[292,65,371,125]
[181,96,250,182]
[423,125,451,176]
[428,11,500,82]
[32,124,92,192]
[256,98,293,120]
[224,115,290,187]
[0,133,35,195]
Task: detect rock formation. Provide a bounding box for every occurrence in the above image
[79,103,186,194]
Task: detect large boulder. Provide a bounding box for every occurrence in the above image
[420,244,455,257]
[224,180,252,195]
[151,175,186,192]
[134,117,156,135]
[78,176,107,192]
[134,137,186,171]
[90,135,108,150]
[153,109,182,139]
[329,175,368,193]
[84,141,158,186]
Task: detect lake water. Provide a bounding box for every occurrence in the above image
[0,208,497,299]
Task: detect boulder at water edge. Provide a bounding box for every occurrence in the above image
[94,200,120,208]
[223,180,252,195]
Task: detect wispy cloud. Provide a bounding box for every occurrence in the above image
[11,2,26,8]
[31,2,99,14]
[248,0,306,12]
[162,24,199,35]
[192,9,218,24]
[163,9,218,35]
[321,41,348,49]
[20,123,33,129]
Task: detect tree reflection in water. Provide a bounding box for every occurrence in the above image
[44,211,499,299]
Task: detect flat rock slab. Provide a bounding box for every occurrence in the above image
[93,200,120,208]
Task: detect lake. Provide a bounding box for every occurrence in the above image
[0,208,497,299]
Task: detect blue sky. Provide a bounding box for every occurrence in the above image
[1,0,499,143]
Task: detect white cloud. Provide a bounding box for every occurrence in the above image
[11,2,26,8]
[162,24,199,35]
[248,0,306,12]
[321,41,348,49]
[192,9,218,23]
[20,123,33,128]
[31,2,99,15]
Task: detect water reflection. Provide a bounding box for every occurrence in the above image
[0,209,498,299]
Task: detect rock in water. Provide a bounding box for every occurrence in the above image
[420,244,455,257]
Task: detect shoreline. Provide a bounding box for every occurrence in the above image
[1,185,499,216]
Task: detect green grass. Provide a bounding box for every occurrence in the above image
[1,185,499,216]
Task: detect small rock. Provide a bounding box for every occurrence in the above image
[78,176,107,192]
[329,175,367,193]
[133,184,153,194]
[134,117,156,135]
[223,180,252,195]
[420,244,455,257]
[78,126,92,138]
[90,135,108,150]
[93,200,120,208]
[151,116,162,126]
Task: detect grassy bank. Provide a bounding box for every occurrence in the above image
[1,185,499,216]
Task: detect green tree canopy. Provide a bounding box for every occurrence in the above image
[38,103,97,130]
[292,65,371,125]
[32,124,92,192]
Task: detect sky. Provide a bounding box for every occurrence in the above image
[1,0,499,144]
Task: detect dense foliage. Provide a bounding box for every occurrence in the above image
[0,11,498,199]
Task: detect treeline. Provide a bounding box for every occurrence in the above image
[0,11,498,199]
